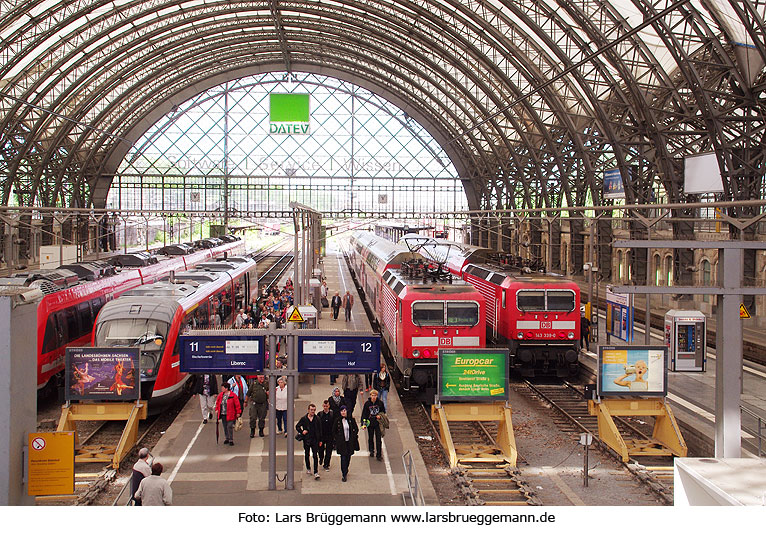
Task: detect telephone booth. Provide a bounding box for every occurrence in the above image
[664,309,706,372]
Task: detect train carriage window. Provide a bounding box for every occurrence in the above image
[77,302,94,333]
[447,302,479,326]
[501,290,507,309]
[64,306,81,342]
[393,281,405,295]
[412,301,444,326]
[517,290,545,311]
[234,279,244,311]
[91,297,105,320]
[42,315,59,353]
[546,290,575,312]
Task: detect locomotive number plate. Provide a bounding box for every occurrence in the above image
[540,322,552,329]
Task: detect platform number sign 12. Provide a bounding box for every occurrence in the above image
[361,342,372,353]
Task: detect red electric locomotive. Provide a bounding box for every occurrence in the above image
[400,236,580,377]
[93,256,257,411]
[0,238,245,392]
[349,232,486,399]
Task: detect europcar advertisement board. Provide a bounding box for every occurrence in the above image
[65,347,139,401]
[598,345,668,397]
[438,348,509,402]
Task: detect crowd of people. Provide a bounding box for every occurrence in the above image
[231,278,296,330]
[132,278,388,503]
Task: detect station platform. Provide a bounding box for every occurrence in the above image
[122,246,438,506]
[579,313,766,458]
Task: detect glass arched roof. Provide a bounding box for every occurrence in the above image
[0,0,763,210]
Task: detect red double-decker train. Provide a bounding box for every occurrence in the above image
[93,256,258,410]
[0,237,245,393]
[349,231,486,399]
[400,235,580,377]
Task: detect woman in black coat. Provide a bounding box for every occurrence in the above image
[332,405,359,482]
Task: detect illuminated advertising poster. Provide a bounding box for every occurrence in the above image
[603,168,625,199]
[598,345,668,397]
[438,348,509,402]
[65,347,140,401]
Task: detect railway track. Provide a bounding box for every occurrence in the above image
[254,251,294,290]
[444,419,539,506]
[518,380,674,504]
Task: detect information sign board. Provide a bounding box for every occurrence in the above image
[65,347,140,401]
[180,334,265,373]
[598,345,668,397]
[438,348,509,402]
[298,335,381,373]
[606,286,634,342]
[28,432,75,496]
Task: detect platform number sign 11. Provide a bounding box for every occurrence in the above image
[189,342,199,352]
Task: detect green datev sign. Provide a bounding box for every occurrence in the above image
[438,348,510,402]
[269,93,310,135]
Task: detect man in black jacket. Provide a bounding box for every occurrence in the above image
[330,291,342,321]
[296,404,323,479]
[317,400,335,471]
[361,389,386,460]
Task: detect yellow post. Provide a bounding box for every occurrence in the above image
[432,402,517,468]
[588,398,687,462]
[56,402,148,467]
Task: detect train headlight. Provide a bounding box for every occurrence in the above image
[517,332,524,339]
[423,349,432,358]
[412,349,420,358]
[568,332,575,339]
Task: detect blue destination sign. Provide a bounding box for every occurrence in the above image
[298,335,381,373]
[180,335,265,373]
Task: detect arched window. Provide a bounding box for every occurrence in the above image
[617,250,623,282]
[654,254,662,286]
[702,260,711,303]
[665,255,673,286]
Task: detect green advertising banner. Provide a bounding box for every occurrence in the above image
[269,93,310,134]
[438,348,510,402]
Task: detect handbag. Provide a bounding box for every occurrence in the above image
[234,417,243,431]
[321,296,329,308]
[295,432,304,442]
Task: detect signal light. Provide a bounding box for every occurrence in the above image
[412,349,420,358]
[525,332,533,339]
[558,332,566,339]
[568,332,575,339]
[517,332,524,339]
[424,349,432,358]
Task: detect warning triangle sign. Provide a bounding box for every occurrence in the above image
[287,306,305,322]
[740,304,751,319]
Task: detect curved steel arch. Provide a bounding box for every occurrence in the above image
[0,0,764,213]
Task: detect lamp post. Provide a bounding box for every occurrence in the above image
[584,262,593,346]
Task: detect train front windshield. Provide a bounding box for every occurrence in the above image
[412,301,479,327]
[95,319,169,378]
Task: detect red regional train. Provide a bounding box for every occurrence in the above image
[348,231,486,399]
[399,235,580,377]
[0,237,244,392]
[93,256,257,410]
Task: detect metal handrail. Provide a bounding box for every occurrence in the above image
[401,450,425,506]
[741,405,765,457]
